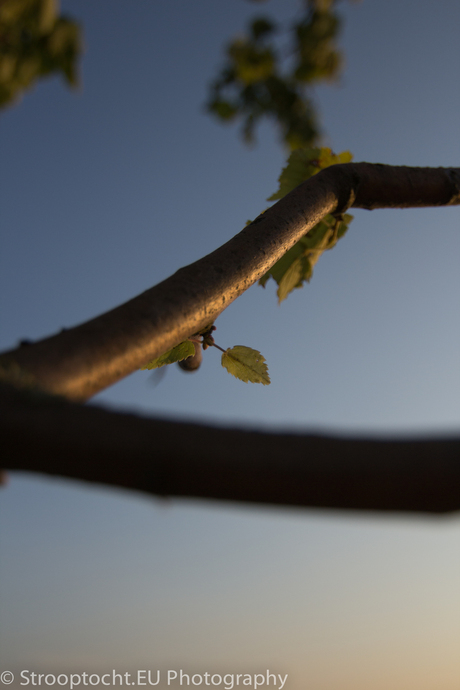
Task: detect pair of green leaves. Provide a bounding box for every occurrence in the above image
[141,342,270,386]
[259,146,354,302]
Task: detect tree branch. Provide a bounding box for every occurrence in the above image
[2,383,459,513]
[2,163,460,401]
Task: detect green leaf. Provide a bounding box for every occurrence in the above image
[268,147,353,201]
[276,254,312,302]
[229,39,275,84]
[221,346,270,385]
[259,212,353,302]
[268,147,322,201]
[141,341,195,370]
[208,98,237,120]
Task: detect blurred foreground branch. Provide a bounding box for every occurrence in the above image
[2,382,459,513]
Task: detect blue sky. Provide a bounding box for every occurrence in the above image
[1,1,459,689]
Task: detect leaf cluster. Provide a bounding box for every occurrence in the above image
[206,0,347,148]
[259,147,353,301]
[0,0,81,108]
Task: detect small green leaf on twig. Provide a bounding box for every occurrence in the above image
[221,346,270,385]
[141,341,195,370]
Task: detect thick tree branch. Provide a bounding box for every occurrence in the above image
[2,383,459,513]
[2,163,460,401]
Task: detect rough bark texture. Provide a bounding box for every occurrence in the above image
[2,163,460,402]
[2,383,460,513]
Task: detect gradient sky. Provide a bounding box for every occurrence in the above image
[1,1,459,689]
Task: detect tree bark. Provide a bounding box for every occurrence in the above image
[2,163,459,513]
[2,383,459,513]
[2,163,460,402]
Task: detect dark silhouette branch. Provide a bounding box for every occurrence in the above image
[2,383,459,513]
[2,163,459,402]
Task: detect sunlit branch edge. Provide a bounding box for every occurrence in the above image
[2,163,459,402]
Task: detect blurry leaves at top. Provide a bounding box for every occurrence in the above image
[0,0,81,108]
[207,0,352,149]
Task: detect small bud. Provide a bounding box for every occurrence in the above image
[178,342,203,372]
